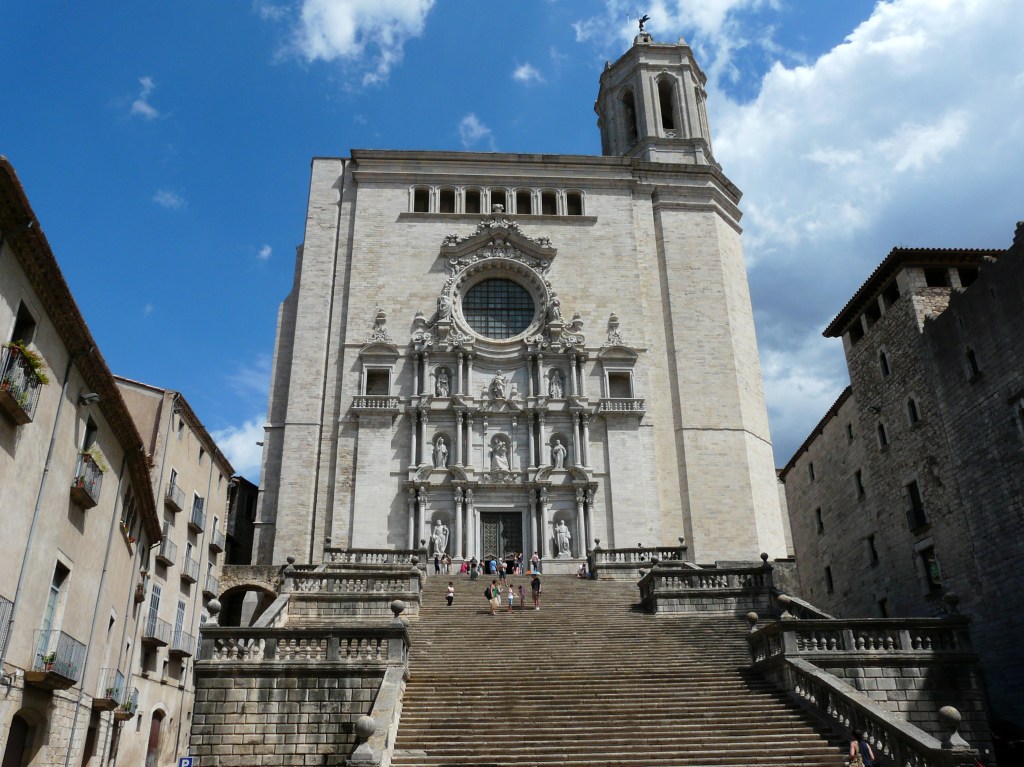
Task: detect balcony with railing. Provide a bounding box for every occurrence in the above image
[27,629,87,690]
[209,528,226,553]
[203,574,219,599]
[70,452,103,509]
[169,630,195,659]
[598,397,646,416]
[0,344,45,424]
[113,687,138,721]
[141,613,171,646]
[165,481,184,512]
[181,556,200,584]
[188,499,206,533]
[93,667,126,711]
[155,537,177,567]
[0,594,12,657]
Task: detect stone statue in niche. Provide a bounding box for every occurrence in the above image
[436,369,450,397]
[547,293,562,322]
[437,294,452,321]
[548,369,564,398]
[431,520,449,555]
[551,439,567,469]
[490,370,508,400]
[555,519,572,557]
[433,437,449,468]
[570,311,584,332]
[491,438,510,471]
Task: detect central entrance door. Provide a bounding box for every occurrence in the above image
[480,512,522,560]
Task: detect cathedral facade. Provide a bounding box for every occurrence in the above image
[254,34,788,568]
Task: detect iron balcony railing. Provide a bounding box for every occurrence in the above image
[170,630,195,657]
[204,574,219,598]
[70,452,103,508]
[142,614,172,646]
[0,594,12,656]
[0,344,45,423]
[33,629,87,682]
[114,687,138,720]
[155,537,177,567]
[189,499,206,532]
[97,667,126,704]
[209,528,226,552]
[165,481,185,512]
[181,556,200,583]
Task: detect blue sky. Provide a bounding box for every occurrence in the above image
[3,0,1023,481]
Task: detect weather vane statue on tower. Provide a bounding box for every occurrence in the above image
[638,13,650,32]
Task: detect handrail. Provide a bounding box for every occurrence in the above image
[323,548,426,566]
[197,625,409,665]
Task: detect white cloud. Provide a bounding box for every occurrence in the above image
[130,76,159,119]
[152,190,186,209]
[253,0,288,21]
[211,417,265,482]
[290,0,436,85]
[226,354,273,401]
[143,303,154,317]
[459,114,495,150]
[257,244,273,261]
[513,63,544,84]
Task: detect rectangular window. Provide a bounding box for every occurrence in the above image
[121,486,139,533]
[867,534,879,565]
[413,188,429,212]
[906,480,928,530]
[877,598,889,617]
[808,462,815,481]
[907,398,920,424]
[824,566,834,594]
[515,190,532,215]
[174,600,186,641]
[924,267,950,287]
[10,302,37,344]
[465,189,481,214]
[815,508,824,534]
[438,188,455,213]
[490,189,507,212]
[919,546,942,592]
[364,369,390,396]
[854,470,865,499]
[566,192,583,216]
[877,422,889,448]
[607,372,632,399]
[541,191,557,215]
[845,423,854,442]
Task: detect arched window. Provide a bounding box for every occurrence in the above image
[621,90,638,145]
[657,78,677,131]
[438,188,456,213]
[490,189,507,213]
[540,191,557,215]
[413,187,429,213]
[515,190,532,215]
[566,191,584,216]
[465,189,482,214]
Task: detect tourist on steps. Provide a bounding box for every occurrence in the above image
[506,583,515,612]
[485,580,500,615]
[446,581,454,607]
[531,574,542,610]
[849,730,876,767]
[518,584,525,610]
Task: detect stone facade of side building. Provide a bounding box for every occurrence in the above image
[254,33,791,570]
[781,222,1024,736]
[0,158,161,767]
[112,377,234,767]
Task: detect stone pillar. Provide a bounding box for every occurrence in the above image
[407,488,416,549]
[538,413,547,466]
[412,353,420,399]
[581,414,591,467]
[578,355,587,397]
[539,488,551,558]
[466,356,474,395]
[529,490,538,557]
[481,416,488,470]
[576,488,586,557]
[466,415,474,468]
[454,488,464,560]
[419,411,428,467]
[410,411,418,467]
[585,488,596,552]
[416,486,427,547]
[421,352,430,396]
[457,352,464,395]
[572,412,581,467]
[467,490,477,560]
[526,354,534,397]
[527,412,536,468]
[569,354,579,395]
[511,417,518,471]
[536,353,544,398]
[455,412,464,467]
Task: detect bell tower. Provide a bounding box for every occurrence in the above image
[595,32,715,165]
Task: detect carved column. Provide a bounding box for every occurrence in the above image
[527,411,536,468]
[457,352,464,395]
[466,356,474,395]
[540,488,551,558]
[416,486,427,548]
[572,412,581,467]
[454,488,464,560]
[481,416,488,470]
[536,354,544,397]
[528,490,538,558]
[410,411,418,467]
[578,356,588,397]
[412,353,420,399]
[538,412,548,466]
[455,412,464,467]
[419,411,428,467]
[575,488,586,558]
[569,354,579,395]
[585,488,596,552]
[465,415,474,468]
[407,488,416,549]
[467,489,477,560]
[526,354,535,397]
[581,413,591,467]
[421,352,430,395]
[511,417,518,471]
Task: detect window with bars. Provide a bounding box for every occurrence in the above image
[462,279,535,340]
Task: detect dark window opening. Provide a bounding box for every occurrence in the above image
[490,190,507,212]
[815,508,824,534]
[83,418,98,451]
[365,370,390,396]
[906,480,928,530]
[957,267,979,288]
[607,372,633,399]
[848,321,865,346]
[541,191,557,215]
[867,534,879,564]
[621,90,638,144]
[881,281,901,307]
[924,267,950,288]
[465,189,482,214]
[854,470,865,498]
[877,422,889,448]
[824,566,834,594]
[920,546,942,592]
[879,351,890,377]
[966,348,981,378]
[566,192,583,216]
[864,302,882,327]
[515,190,532,215]
[438,189,455,213]
[413,188,429,213]
[462,278,534,340]
[877,598,890,617]
[808,462,815,481]
[10,302,37,344]
[846,423,854,442]
[907,398,920,424]
[657,78,676,130]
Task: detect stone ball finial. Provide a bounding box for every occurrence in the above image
[943,591,961,613]
[205,599,222,627]
[286,555,296,565]
[650,556,660,566]
[777,593,795,620]
[324,536,332,546]
[679,536,686,547]
[593,538,601,548]
[746,611,759,632]
[760,552,770,565]
[390,600,407,619]
[939,706,969,749]
[410,556,419,566]
[355,714,376,742]
[420,539,427,547]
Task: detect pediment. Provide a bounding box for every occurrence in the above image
[359,341,400,359]
[597,344,638,362]
[441,218,556,264]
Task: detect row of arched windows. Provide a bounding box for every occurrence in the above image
[410,186,585,216]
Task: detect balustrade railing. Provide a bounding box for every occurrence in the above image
[322,548,425,566]
[70,452,103,508]
[598,397,646,413]
[97,667,126,703]
[0,344,44,422]
[32,629,86,681]
[351,395,401,411]
[639,565,773,601]
[592,546,687,564]
[198,626,409,666]
[287,571,421,595]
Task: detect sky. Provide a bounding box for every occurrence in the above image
[3,0,1023,482]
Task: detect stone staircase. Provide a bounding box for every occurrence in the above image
[391,574,846,767]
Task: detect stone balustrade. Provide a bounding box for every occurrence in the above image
[323,547,426,569]
[638,561,774,615]
[351,395,402,412]
[198,625,409,666]
[590,545,689,580]
[783,658,977,767]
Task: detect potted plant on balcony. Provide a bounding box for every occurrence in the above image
[41,652,57,671]
[83,444,110,474]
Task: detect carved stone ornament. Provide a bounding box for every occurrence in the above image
[367,309,393,343]
[605,312,626,346]
[443,218,552,250]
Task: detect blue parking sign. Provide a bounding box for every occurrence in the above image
[178,759,194,767]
